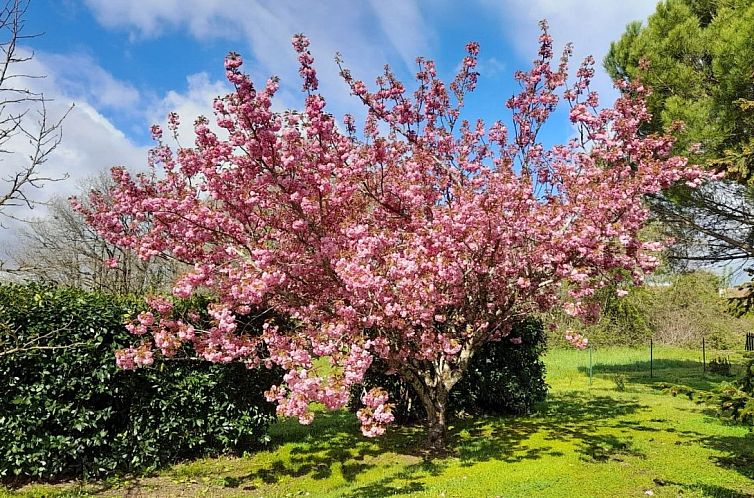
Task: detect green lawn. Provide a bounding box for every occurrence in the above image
[5,346,754,498]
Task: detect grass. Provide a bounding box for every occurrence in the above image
[4,345,754,497]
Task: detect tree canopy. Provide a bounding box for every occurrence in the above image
[606,0,754,176]
[605,0,754,267]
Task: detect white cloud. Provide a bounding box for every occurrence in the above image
[82,0,661,122]
[83,0,432,117]
[0,49,147,255]
[147,72,231,145]
[367,0,432,71]
[39,52,141,112]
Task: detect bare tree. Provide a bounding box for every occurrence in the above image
[0,0,68,221]
[9,174,184,294]
[650,181,754,269]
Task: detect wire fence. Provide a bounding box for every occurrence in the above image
[547,336,745,388]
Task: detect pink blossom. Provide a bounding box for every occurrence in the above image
[564,330,589,349]
[356,387,395,437]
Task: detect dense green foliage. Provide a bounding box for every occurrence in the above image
[350,319,547,423]
[548,284,653,348]
[715,357,754,426]
[605,0,754,174]
[0,285,281,482]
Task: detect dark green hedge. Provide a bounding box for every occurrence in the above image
[0,285,281,482]
[350,318,548,423]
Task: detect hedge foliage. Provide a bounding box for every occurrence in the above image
[351,318,547,423]
[0,285,281,482]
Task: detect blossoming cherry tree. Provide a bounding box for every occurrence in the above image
[76,23,704,449]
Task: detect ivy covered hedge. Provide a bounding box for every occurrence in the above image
[350,318,548,423]
[0,285,281,482]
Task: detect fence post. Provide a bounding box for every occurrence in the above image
[702,337,706,374]
[650,338,653,379]
[589,344,593,386]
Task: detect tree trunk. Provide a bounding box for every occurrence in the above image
[395,346,478,452]
[417,385,449,451]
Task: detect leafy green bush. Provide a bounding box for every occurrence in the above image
[0,285,281,482]
[662,359,754,427]
[350,318,547,423]
[546,284,653,348]
[708,357,733,376]
[717,359,754,426]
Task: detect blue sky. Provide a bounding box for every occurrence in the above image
[2,0,659,248]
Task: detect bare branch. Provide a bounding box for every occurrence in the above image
[0,0,69,221]
[0,318,90,358]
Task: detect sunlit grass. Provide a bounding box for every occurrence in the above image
[4,346,754,497]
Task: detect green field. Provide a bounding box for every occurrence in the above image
[5,346,754,498]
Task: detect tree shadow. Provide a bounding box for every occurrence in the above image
[663,480,754,498]
[652,425,754,490]
[696,433,754,482]
[452,392,647,466]
[577,359,734,392]
[236,391,648,496]
[223,387,754,498]
[234,410,427,490]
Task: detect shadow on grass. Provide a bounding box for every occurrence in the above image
[701,434,754,482]
[577,359,735,392]
[664,480,754,498]
[231,410,429,495]
[453,392,646,466]
[226,392,649,497]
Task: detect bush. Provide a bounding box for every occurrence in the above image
[350,318,547,423]
[708,356,733,376]
[662,360,754,427]
[0,285,281,482]
[546,283,653,348]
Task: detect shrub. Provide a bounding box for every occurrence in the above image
[350,318,547,423]
[708,357,733,376]
[646,272,747,349]
[662,360,754,427]
[0,284,281,482]
[546,283,653,348]
[548,271,754,348]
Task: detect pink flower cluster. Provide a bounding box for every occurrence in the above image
[115,342,154,369]
[356,388,395,437]
[564,330,589,350]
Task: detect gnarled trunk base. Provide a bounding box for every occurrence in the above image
[418,387,449,451]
